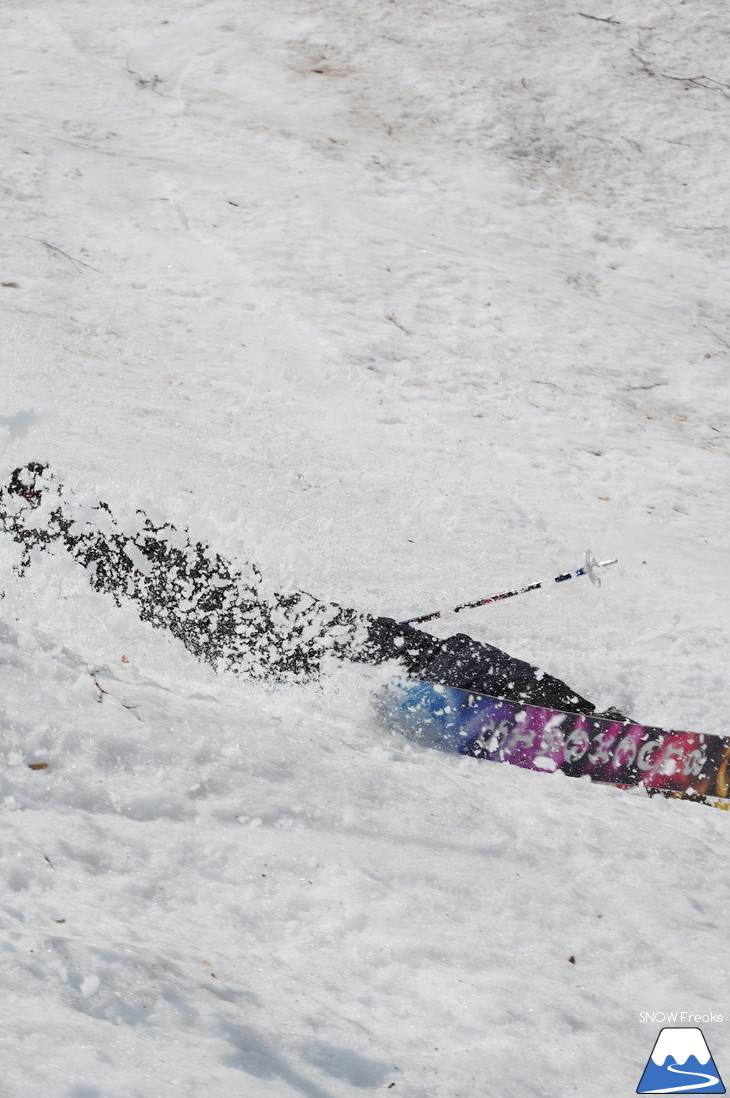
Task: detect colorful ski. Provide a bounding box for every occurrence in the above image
[378,680,730,806]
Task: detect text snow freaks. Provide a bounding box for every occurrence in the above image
[640,1013,724,1025]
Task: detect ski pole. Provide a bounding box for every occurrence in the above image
[401,551,618,625]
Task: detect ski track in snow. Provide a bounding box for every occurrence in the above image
[1,1,729,1095]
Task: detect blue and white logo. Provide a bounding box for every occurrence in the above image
[637,1028,725,1093]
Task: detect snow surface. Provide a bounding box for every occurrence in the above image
[1,0,729,1095]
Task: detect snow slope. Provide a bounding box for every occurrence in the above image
[1,1,729,1094]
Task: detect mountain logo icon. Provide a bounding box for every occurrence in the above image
[637,1027,725,1093]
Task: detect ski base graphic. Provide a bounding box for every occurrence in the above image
[378,680,730,804]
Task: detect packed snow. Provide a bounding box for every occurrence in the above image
[1,1,729,1095]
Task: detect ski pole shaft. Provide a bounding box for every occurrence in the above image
[401,554,618,625]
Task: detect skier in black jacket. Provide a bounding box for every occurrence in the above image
[0,463,604,717]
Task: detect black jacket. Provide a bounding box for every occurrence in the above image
[1,463,597,716]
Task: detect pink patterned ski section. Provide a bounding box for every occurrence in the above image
[379,680,730,799]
